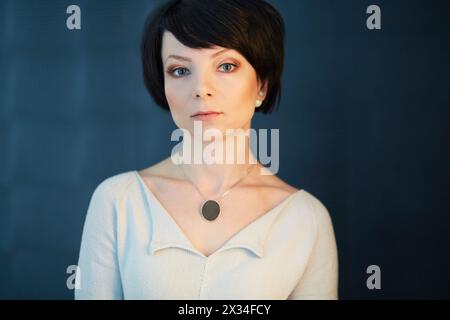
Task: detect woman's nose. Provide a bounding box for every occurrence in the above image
[192,91,213,98]
[191,74,215,99]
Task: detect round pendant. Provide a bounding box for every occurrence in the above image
[201,200,220,221]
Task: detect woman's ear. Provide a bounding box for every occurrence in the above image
[255,80,268,108]
[258,80,268,100]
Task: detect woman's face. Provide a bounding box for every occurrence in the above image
[161,31,266,137]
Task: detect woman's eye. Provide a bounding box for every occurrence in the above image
[168,63,237,78]
[219,63,237,73]
[170,67,190,77]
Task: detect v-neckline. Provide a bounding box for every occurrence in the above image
[133,170,303,258]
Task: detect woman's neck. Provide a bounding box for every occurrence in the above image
[173,134,260,197]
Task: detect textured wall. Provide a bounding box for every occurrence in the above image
[0,0,449,299]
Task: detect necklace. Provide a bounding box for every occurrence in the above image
[176,162,257,221]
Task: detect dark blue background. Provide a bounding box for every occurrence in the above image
[1,0,449,299]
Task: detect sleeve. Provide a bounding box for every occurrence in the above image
[74,180,124,300]
[287,195,339,300]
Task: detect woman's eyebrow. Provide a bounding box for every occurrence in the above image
[164,48,231,65]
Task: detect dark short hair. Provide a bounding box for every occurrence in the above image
[141,0,285,114]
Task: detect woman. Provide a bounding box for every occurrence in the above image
[75,0,338,300]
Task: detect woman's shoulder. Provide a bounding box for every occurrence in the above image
[82,171,137,226]
[251,166,300,201]
[286,188,331,216]
[90,170,137,203]
[255,169,333,224]
[281,187,335,236]
[255,168,330,215]
[137,157,179,179]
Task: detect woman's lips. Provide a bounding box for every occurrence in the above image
[191,112,223,121]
